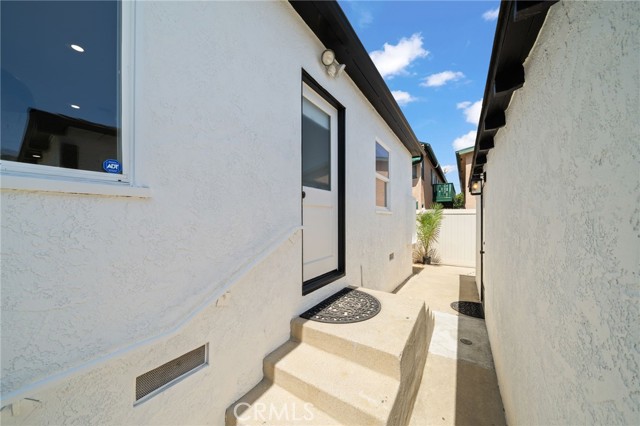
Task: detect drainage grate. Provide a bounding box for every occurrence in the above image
[300,288,381,324]
[136,345,206,402]
[451,301,485,319]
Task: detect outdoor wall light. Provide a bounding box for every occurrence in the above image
[470,176,483,195]
[321,49,346,78]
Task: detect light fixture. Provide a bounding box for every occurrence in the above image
[321,49,335,66]
[70,44,85,53]
[31,153,42,159]
[321,49,346,78]
[470,176,483,195]
[70,104,80,109]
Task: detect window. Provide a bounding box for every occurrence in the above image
[375,142,389,209]
[1,1,124,180]
[302,97,331,191]
[412,164,418,179]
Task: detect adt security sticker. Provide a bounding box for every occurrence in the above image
[103,159,122,173]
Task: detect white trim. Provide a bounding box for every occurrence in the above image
[0,1,143,196]
[121,0,136,185]
[0,174,151,198]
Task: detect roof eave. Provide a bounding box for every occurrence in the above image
[469,0,558,190]
[422,142,447,183]
[289,0,423,157]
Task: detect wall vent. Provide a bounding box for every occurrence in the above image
[135,345,207,403]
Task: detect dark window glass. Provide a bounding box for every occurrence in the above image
[1,1,120,173]
[302,97,331,190]
[375,142,389,178]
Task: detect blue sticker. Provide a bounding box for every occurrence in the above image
[103,159,122,173]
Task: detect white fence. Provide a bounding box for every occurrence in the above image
[433,209,476,267]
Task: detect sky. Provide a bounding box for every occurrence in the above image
[338,0,500,192]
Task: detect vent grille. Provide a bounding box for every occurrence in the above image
[136,345,206,402]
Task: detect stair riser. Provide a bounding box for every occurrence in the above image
[291,319,401,379]
[265,363,389,426]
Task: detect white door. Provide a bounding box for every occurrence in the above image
[302,84,338,282]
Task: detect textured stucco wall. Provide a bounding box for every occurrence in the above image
[483,2,640,424]
[0,2,413,423]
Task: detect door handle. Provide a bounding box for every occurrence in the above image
[302,191,306,199]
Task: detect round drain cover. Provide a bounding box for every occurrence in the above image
[460,338,473,345]
[451,301,485,319]
[300,288,381,324]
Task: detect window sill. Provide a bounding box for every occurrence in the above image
[376,208,392,215]
[1,174,151,198]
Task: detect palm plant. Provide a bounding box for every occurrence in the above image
[416,203,444,264]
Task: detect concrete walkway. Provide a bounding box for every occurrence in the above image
[396,265,506,426]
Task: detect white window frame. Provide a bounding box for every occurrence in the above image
[375,139,391,213]
[0,1,149,198]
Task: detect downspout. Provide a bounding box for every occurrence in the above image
[480,190,485,306]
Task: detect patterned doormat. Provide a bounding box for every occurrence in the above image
[451,301,485,319]
[300,288,381,324]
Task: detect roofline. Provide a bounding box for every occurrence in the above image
[289,0,424,157]
[456,146,474,155]
[469,0,558,189]
[455,149,466,195]
[422,142,447,183]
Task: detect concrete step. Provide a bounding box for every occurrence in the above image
[226,288,429,426]
[225,379,341,426]
[291,287,427,381]
[264,340,399,425]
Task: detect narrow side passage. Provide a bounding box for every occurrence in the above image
[398,265,506,426]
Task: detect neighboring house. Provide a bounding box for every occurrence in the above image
[411,142,452,209]
[0,1,423,424]
[469,1,638,424]
[455,146,475,209]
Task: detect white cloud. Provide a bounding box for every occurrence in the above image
[482,7,499,21]
[358,10,373,28]
[391,90,417,106]
[442,165,457,175]
[370,33,429,79]
[457,99,483,125]
[346,2,374,28]
[452,130,477,151]
[421,71,465,88]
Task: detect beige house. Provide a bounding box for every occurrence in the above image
[455,146,475,209]
[411,142,451,209]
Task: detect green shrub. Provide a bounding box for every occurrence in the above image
[415,203,443,263]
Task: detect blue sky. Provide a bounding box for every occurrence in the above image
[339,1,500,192]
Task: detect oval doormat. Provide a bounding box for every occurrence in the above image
[300,288,381,324]
[451,301,485,319]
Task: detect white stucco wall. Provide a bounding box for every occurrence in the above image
[0,2,414,423]
[482,2,639,424]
